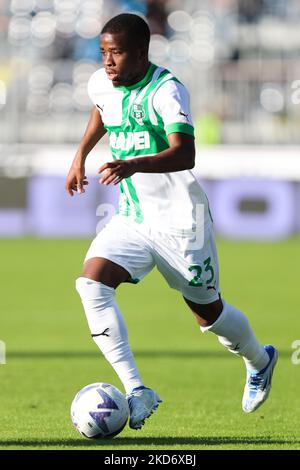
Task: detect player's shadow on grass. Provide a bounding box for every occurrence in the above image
[8,350,292,359]
[1,437,299,448]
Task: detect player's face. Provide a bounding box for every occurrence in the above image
[100,32,147,87]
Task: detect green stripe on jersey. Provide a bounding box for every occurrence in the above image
[165,123,195,137]
[119,146,144,223]
[124,177,144,224]
[119,181,130,216]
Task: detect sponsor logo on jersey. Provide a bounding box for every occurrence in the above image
[132,103,145,125]
[110,131,151,151]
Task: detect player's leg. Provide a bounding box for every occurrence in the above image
[184,295,278,412]
[154,227,277,413]
[183,296,223,328]
[76,256,144,392]
[81,256,129,287]
[75,216,161,429]
[184,293,270,373]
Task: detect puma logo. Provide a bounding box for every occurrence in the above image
[179,111,188,118]
[92,328,110,338]
[206,285,216,291]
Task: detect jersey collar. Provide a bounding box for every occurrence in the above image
[118,63,156,91]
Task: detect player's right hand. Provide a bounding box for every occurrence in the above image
[65,165,89,197]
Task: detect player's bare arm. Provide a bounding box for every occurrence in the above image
[98,132,195,186]
[65,107,107,196]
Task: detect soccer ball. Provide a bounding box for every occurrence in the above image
[71,382,129,439]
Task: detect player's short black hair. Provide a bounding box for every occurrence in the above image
[101,13,150,50]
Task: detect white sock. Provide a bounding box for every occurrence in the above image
[201,300,269,372]
[76,277,144,394]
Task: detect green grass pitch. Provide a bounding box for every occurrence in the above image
[0,237,300,450]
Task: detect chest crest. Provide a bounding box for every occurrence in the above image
[131,103,146,126]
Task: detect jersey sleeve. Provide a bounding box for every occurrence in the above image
[87,68,106,114]
[153,79,194,137]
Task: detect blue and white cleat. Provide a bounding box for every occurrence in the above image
[242,344,278,413]
[126,386,162,430]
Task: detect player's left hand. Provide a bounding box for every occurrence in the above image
[98,160,135,185]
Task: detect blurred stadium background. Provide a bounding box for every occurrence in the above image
[1,0,300,238]
[1,0,300,450]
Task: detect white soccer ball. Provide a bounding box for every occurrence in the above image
[71,382,129,439]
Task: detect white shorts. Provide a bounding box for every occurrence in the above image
[84,214,220,304]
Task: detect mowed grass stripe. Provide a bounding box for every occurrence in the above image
[0,238,299,449]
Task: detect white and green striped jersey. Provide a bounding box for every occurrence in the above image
[88,62,212,235]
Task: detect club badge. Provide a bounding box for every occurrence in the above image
[132,103,145,126]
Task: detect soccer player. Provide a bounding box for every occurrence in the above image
[66,13,278,430]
